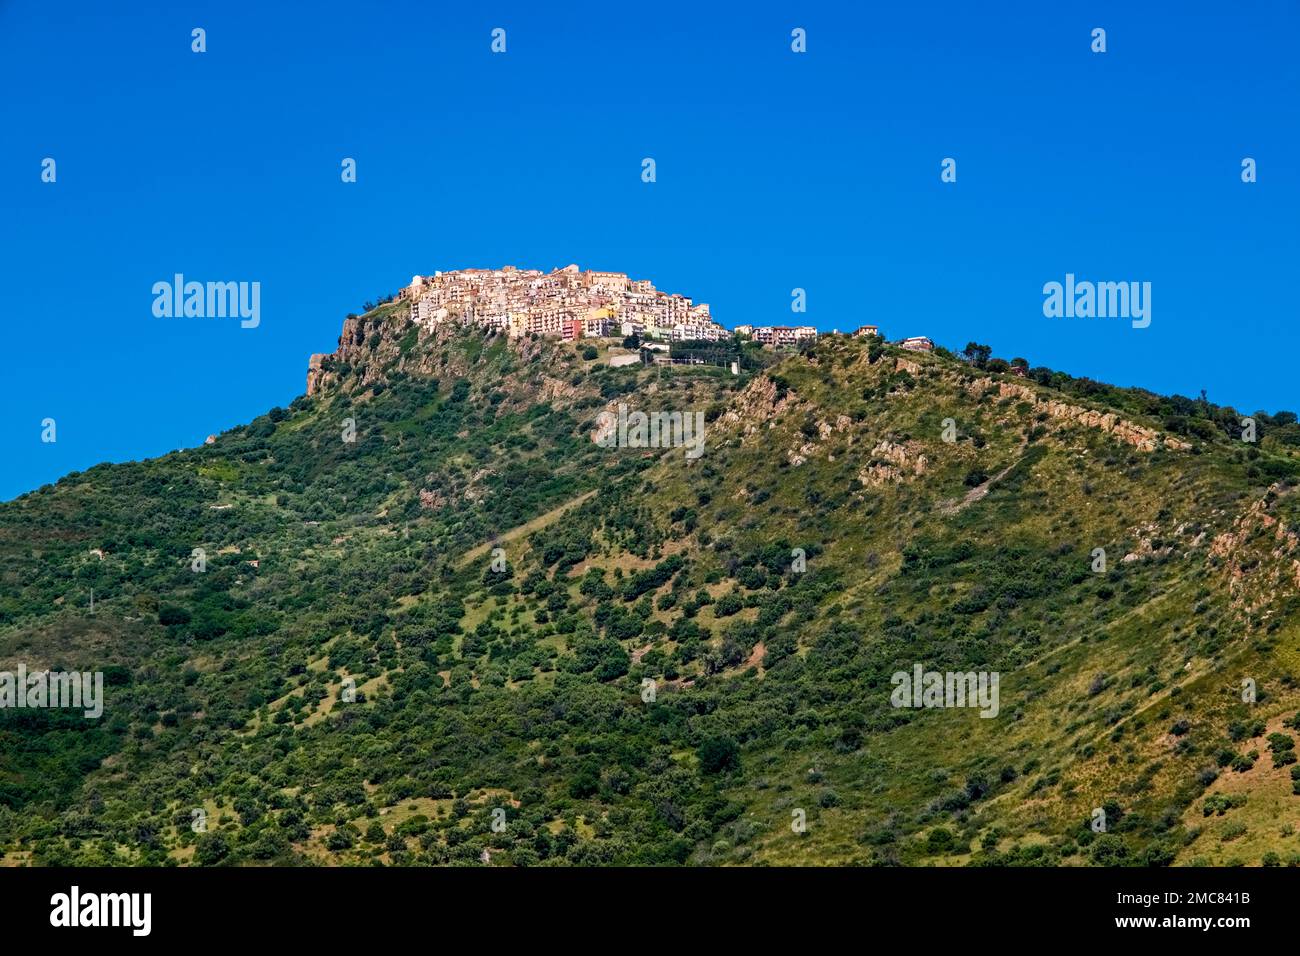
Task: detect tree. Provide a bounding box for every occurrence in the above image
[194,831,231,866]
[714,593,743,617]
[1089,833,1129,865]
[158,604,191,627]
[963,342,992,368]
[926,827,956,853]
[698,736,741,775]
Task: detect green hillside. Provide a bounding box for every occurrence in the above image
[3,302,1300,867]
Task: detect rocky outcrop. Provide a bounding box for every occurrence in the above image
[966,379,1190,452]
[307,311,385,395]
[858,439,929,487]
[716,376,796,441]
[304,304,595,410]
[1209,486,1300,615]
[1121,522,1174,563]
[787,414,855,466]
[312,305,450,395]
[306,353,330,396]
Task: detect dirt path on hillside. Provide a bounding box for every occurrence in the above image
[457,489,597,569]
[939,446,1029,515]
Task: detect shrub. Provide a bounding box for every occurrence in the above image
[698,737,741,775]
[925,828,956,853]
[158,605,191,627]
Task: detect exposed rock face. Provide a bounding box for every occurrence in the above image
[536,375,583,404]
[1121,522,1174,563]
[788,414,855,466]
[306,354,329,396]
[966,379,1191,452]
[307,312,404,396]
[305,304,582,404]
[858,439,929,487]
[1210,486,1300,615]
[716,376,795,441]
[823,415,852,438]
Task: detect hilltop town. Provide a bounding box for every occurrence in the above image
[304,265,937,396]
[397,264,729,342]
[393,264,933,352]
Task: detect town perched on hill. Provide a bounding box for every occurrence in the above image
[389,264,930,352]
[12,262,1300,872]
[302,265,938,398]
[398,264,729,342]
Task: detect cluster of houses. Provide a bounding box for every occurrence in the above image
[398,265,730,342]
[852,325,933,352]
[735,323,935,353]
[394,266,939,356]
[733,324,818,347]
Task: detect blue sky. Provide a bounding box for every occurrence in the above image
[2,0,1297,500]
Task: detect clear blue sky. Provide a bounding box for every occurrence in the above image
[2,0,1297,500]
